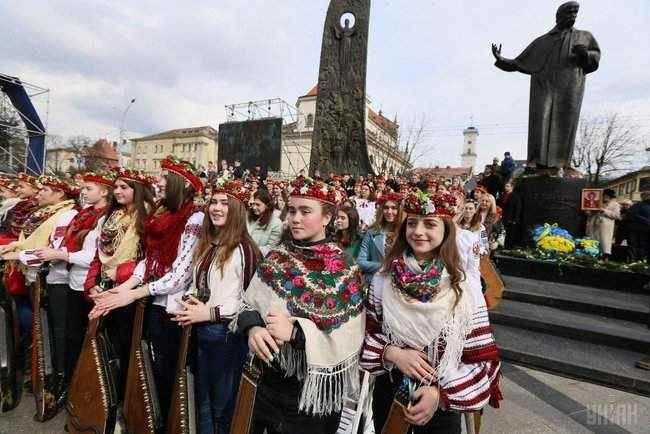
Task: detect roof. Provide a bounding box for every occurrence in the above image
[84,139,119,165]
[414,166,473,177]
[301,85,318,98]
[368,108,398,137]
[133,126,217,142]
[603,166,650,185]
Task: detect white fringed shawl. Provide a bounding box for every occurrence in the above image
[375,255,475,382]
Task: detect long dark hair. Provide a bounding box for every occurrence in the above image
[371,200,404,233]
[162,172,195,212]
[194,194,261,274]
[248,188,274,229]
[383,215,465,306]
[335,206,360,248]
[106,178,155,237]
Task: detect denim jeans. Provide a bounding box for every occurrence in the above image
[195,322,247,434]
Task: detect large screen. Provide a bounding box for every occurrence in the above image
[218,118,282,171]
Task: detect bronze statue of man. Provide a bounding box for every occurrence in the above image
[492,1,600,169]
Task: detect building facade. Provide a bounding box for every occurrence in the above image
[280,85,411,176]
[46,147,79,174]
[130,126,217,174]
[602,166,650,202]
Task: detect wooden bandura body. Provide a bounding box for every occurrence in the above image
[66,279,121,434]
[167,325,196,434]
[480,256,505,310]
[122,299,161,434]
[381,380,411,434]
[31,264,57,422]
[229,356,263,434]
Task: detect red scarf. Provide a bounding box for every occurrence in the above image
[63,206,106,253]
[143,200,196,282]
[9,198,39,237]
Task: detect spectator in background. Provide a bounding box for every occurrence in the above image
[232,160,244,179]
[500,151,515,181]
[355,183,376,231]
[483,165,505,199]
[207,161,217,182]
[586,189,621,261]
[499,181,523,249]
[247,189,282,255]
[627,190,650,260]
[334,206,362,259]
[478,193,504,252]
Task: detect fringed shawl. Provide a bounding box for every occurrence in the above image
[234,241,366,415]
[97,209,141,279]
[375,254,475,384]
[13,199,77,251]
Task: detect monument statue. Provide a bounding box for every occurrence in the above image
[310,0,374,176]
[492,1,600,169]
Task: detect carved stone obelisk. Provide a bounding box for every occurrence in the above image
[310,0,374,176]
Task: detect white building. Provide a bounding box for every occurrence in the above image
[280,85,411,176]
[461,126,478,170]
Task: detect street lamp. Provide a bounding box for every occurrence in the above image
[119,98,136,152]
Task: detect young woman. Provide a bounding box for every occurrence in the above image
[83,169,155,396]
[91,157,205,421]
[478,194,504,253]
[361,191,502,433]
[172,179,260,434]
[33,172,115,399]
[234,177,366,434]
[357,191,403,282]
[587,188,621,261]
[355,183,376,231]
[334,205,362,259]
[456,200,489,255]
[0,178,20,231]
[248,188,283,255]
[1,176,79,416]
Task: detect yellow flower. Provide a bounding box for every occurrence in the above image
[537,235,575,253]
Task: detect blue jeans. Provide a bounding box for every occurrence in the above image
[195,323,247,434]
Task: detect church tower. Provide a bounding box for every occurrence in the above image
[461,126,478,170]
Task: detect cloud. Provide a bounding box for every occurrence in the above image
[2,0,649,170]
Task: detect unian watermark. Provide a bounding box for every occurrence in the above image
[586,403,639,426]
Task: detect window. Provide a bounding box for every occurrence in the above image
[306,114,314,128]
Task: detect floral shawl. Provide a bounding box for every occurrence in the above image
[235,240,366,415]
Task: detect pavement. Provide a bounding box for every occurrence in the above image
[1,363,649,433]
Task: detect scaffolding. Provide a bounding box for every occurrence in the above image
[224,98,310,177]
[0,73,50,173]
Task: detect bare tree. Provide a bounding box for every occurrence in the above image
[396,114,434,171]
[571,113,641,185]
[0,106,27,171]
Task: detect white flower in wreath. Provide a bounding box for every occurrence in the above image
[300,186,309,195]
[425,200,436,215]
[320,186,329,195]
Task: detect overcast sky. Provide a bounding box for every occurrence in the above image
[3,0,650,169]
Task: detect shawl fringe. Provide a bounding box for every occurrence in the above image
[277,345,360,415]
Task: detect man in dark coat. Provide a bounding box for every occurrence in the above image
[492,1,600,168]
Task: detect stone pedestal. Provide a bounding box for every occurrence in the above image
[515,175,587,245]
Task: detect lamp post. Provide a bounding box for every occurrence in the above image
[119,98,136,151]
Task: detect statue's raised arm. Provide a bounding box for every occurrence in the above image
[490,1,600,169]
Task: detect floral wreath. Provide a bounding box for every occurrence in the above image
[113,167,156,188]
[376,190,403,206]
[17,172,38,187]
[82,170,118,187]
[38,175,79,197]
[211,177,250,204]
[161,155,203,192]
[288,176,346,205]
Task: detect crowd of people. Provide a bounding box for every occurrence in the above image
[0,156,505,434]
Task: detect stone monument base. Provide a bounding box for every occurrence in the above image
[515,175,587,245]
